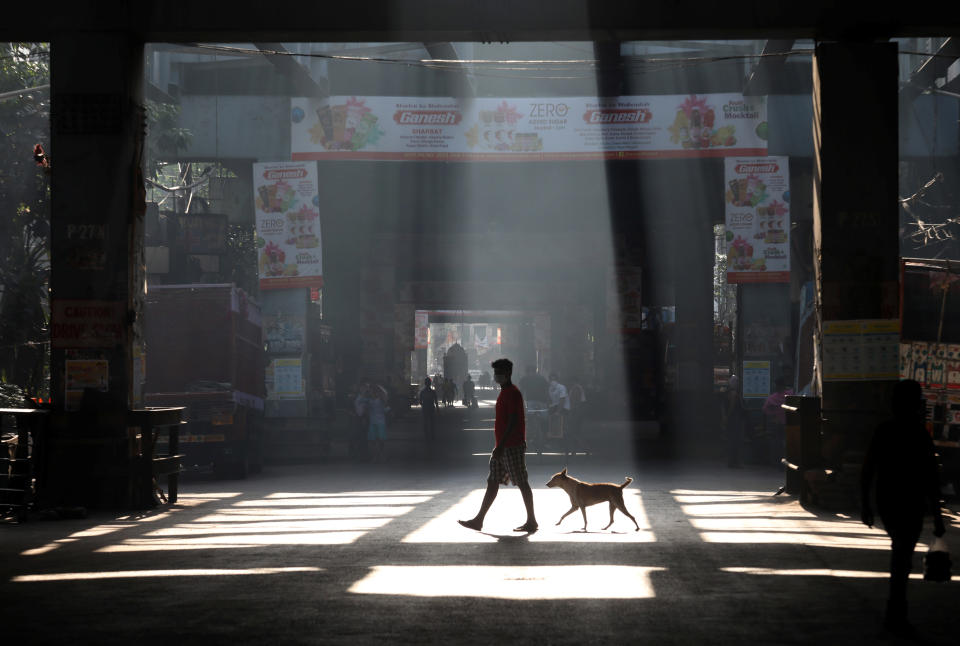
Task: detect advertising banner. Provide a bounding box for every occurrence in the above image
[291,94,767,161]
[65,359,109,410]
[414,311,429,350]
[51,300,125,349]
[724,156,790,283]
[742,360,771,398]
[253,161,323,290]
[823,319,900,381]
[271,357,305,399]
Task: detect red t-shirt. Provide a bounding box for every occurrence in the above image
[495,383,526,448]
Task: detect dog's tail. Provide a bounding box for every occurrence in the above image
[620,476,633,489]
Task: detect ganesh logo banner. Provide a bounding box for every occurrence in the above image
[291,95,767,161]
[724,156,790,284]
[253,161,323,290]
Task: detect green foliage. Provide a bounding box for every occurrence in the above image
[146,100,192,172]
[225,224,259,296]
[0,43,50,397]
[0,382,27,408]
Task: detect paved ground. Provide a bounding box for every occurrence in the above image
[2,407,958,645]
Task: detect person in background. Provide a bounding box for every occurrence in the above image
[723,374,744,468]
[352,382,370,461]
[419,377,439,440]
[519,365,550,408]
[360,384,390,462]
[548,372,571,453]
[568,376,587,453]
[463,373,477,409]
[861,379,946,636]
[762,376,794,464]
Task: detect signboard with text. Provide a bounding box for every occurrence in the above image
[291,94,767,162]
[724,156,790,283]
[253,161,323,290]
[51,300,125,348]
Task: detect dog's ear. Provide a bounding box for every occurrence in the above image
[561,467,567,475]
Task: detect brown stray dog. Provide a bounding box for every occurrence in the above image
[546,467,640,532]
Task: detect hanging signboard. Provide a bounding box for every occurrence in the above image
[724,156,790,283]
[823,319,900,381]
[253,161,323,290]
[291,94,767,161]
[65,359,109,411]
[742,360,771,398]
[414,311,429,350]
[271,357,305,399]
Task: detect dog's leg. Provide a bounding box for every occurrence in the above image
[603,500,616,530]
[615,496,641,531]
[556,505,578,526]
[580,506,588,531]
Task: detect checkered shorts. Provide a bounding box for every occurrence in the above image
[488,444,528,487]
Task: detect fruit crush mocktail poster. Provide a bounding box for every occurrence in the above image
[724,156,790,283]
[290,94,767,161]
[253,161,323,290]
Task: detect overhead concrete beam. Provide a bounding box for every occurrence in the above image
[900,37,960,103]
[743,39,795,96]
[253,42,329,98]
[423,42,476,97]
[5,2,960,42]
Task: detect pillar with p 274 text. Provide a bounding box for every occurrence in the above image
[49,34,146,412]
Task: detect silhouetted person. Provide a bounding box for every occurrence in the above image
[762,376,794,464]
[861,379,946,635]
[459,358,538,533]
[359,384,389,462]
[462,373,477,408]
[568,376,587,453]
[548,372,571,453]
[351,382,371,461]
[723,374,744,468]
[519,365,549,407]
[419,377,439,440]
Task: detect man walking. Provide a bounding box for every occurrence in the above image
[459,358,538,533]
[419,377,439,440]
[861,379,946,635]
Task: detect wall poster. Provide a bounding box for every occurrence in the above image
[724,156,790,283]
[253,161,323,290]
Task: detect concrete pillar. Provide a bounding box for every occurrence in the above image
[49,35,145,410]
[813,41,900,459]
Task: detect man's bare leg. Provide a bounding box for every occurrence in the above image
[459,480,499,530]
[514,482,538,532]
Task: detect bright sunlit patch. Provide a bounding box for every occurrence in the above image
[265,491,442,499]
[175,493,243,499]
[97,490,437,551]
[348,565,663,599]
[676,490,889,550]
[699,532,889,549]
[21,544,64,556]
[723,567,956,581]
[97,532,367,551]
[193,506,415,522]
[21,524,128,556]
[12,566,321,582]
[144,518,392,536]
[233,496,433,507]
[403,489,655,543]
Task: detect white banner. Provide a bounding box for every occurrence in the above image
[291,94,767,161]
[253,161,323,290]
[724,156,790,283]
